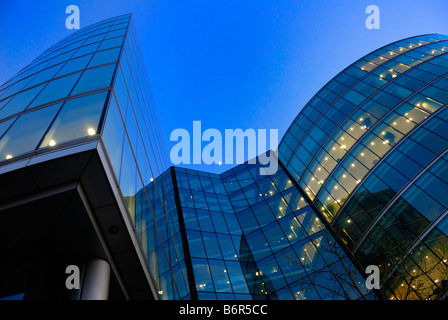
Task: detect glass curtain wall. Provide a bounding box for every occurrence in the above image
[278,34,448,300]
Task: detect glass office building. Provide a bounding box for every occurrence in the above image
[0,14,448,300]
[279,34,448,300]
[138,160,375,300]
[0,14,168,300]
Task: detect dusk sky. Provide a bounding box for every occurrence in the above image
[1,0,447,173]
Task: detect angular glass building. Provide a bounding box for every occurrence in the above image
[139,159,375,300]
[0,14,168,300]
[1,14,448,300]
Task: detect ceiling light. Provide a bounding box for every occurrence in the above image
[87,128,96,136]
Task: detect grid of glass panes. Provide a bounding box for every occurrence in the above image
[0,14,128,94]
[334,104,448,250]
[174,166,253,300]
[101,16,169,220]
[135,169,191,300]
[311,53,448,222]
[221,161,374,300]
[0,14,132,162]
[277,34,448,301]
[96,16,174,298]
[286,39,448,212]
[0,13,174,299]
[279,34,448,184]
[278,36,448,202]
[301,59,448,299]
[356,151,448,300]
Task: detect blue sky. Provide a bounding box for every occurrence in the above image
[0,0,447,173]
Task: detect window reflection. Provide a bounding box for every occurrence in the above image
[0,103,61,160]
[40,91,108,148]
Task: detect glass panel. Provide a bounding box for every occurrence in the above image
[47,50,76,67]
[402,185,445,221]
[101,94,125,177]
[245,229,271,261]
[71,42,100,58]
[39,91,108,148]
[275,246,306,283]
[225,261,250,294]
[192,258,214,292]
[263,221,289,252]
[24,64,64,88]
[258,255,287,291]
[202,232,221,259]
[187,230,206,258]
[56,54,93,77]
[0,103,61,160]
[71,64,116,96]
[28,73,82,109]
[89,48,121,68]
[0,84,46,119]
[278,214,308,244]
[98,37,124,50]
[120,137,137,219]
[237,208,259,234]
[197,209,214,232]
[217,234,238,260]
[209,259,232,293]
[0,118,16,139]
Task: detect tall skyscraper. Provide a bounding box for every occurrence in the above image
[0,13,168,300]
[0,15,447,300]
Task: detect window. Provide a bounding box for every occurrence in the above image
[25,64,64,89]
[39,91,108,148]
[56,54,93,77]
[0,84,46,119]
[245,230,271,261]
[0,103,61,160]
[225,261,250,293]
[0,118,16,139]
[192,258,214,291]
[205,193,222,212]
[71,64,117,96]
[71,42,100,58]
[28,73,82,109]
[101,95,125,176]
[275,246,306,283]
[99,37,124,50]
[187,230,206,258]
[202,232,222,259]
[197,210,214,232]
[217,234,238,260]
[237,208,259,235]
[402,185,445,222]
[257,255,287,291]
[263,221,289,253]
[209,259,232,293]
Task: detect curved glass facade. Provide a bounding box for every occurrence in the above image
[278,34,448,299]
